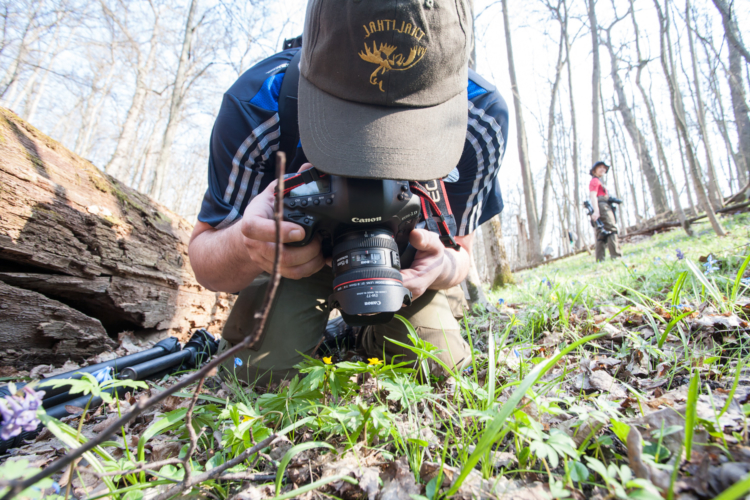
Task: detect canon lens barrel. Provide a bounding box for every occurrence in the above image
[328,229,412,326]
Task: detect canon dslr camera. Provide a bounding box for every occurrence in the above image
[278,168,421,326]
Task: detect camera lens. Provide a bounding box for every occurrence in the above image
[328,229,412,326]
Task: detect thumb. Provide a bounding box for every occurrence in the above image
[409,229,437,251]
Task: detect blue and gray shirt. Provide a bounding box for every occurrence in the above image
[198,47,508,237]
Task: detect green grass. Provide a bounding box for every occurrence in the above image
[2,213,749,500]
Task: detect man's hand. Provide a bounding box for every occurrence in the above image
[590,210,600,222]
[400,229,446,300]
[400,228,472,301]
[239,176,325,280]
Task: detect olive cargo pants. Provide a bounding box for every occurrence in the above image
[219,267,471,385]
[595,196,622,262]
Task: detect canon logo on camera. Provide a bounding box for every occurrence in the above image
[351,217,382,223]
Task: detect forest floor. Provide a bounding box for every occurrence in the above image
[1,213,749,500]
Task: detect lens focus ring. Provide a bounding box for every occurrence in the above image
[332,267,403,289]
[332,235,398,256]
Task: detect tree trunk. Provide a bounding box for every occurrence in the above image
[151,0,199,200]
[587,0,601,165]
[710,0,750,66]
[719,8,750,196]
[501,0,542,263]
[538,25,565,246]
[603,33,670,215]
[629,0,692,236]
[686,0,722,209]
[485,216,513,288]
[0,108,235,368]
[654,0,725,236]
[562,0,583,250]
[105,4,160,180]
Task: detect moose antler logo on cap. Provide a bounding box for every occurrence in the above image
[357,19,428,92]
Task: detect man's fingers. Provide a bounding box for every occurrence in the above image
[242,216,305,243]
[255,249,325,279]
[256,238,322,267]
[409,229,442,253]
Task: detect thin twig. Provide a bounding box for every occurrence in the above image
[218,472,277,482]
[152,434,279,500]
[79,458,183,478]
[183,375,207,484]
[0,153,288,500]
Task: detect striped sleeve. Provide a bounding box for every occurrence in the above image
[444,75,509,236]
[198,52,293,228]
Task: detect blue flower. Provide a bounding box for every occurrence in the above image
[0,386,45,440]
[676,249,685,260]
[497,298,505,306]
[703,255,719,275]
[541,278,553,290]
[234,357,243,367]
[92,366,113,384]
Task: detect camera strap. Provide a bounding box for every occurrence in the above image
[276,167,327,197]
[409,180,461,251]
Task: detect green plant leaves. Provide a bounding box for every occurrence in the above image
[275,442,336,495]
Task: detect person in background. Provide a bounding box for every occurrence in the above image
[589,161,622,262]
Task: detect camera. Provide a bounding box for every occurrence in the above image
[583,200,613,241]
[279,168,422,326]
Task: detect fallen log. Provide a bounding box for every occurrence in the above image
[0,108,234,368]
[0,281,116,368]
[622,201,750,240]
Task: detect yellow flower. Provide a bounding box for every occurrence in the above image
[322,356,333,365]
[368,358,383,366]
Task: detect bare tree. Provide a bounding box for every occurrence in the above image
[150,0,200,199]
[501,0,542,263]
[711,0,750,196]
[685,0,722,209]
[602,24,670,215]
[537,0,567,247]
[710,0,750,66]
[587,0,601,164]
[629,0,691,235]
[561,0,583,249]
[102,0,161,181]
[654,0,725,236]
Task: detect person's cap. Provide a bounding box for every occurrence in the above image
[298,0,472,181]
[590,161,610,175]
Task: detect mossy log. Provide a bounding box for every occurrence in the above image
[0,108,234,367]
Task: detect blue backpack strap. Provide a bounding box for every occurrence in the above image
[277,48,302,165]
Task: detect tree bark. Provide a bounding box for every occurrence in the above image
[0,108,235,367]
[603,32,670,215]
[501,0,542,263]
[686,0,722,209]
[587,0,601,164]
[653,0,725,236]
[710,0,750,66]
[629,0,692,236]
[538,19,566,246]
[485,215,513,288]
[151,0,199,200]
[716,3,750,196]
[104,1,160,181]
[0,281,116,370]
[562,0,583,250]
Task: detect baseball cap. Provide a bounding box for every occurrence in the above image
[298,0,472,181]
[590,161,610,175]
